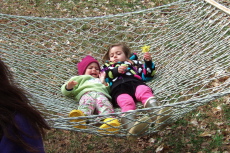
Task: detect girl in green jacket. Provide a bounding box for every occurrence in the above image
[61,55,120,134]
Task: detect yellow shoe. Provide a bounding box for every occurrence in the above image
[99,118,120,134]
[69,110,87,129]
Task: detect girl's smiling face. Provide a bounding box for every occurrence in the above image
[84,62,100,78]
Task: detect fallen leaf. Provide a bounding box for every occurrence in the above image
[190,118,199,126]
[155,145,164,152]
[148,138,156,143]
[199,131,212,137]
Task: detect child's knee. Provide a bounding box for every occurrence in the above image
[135,85,154,103]
[136,85,153,95]
[117,94,136,112]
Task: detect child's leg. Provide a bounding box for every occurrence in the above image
[116,92,151,140]
[69,92,97,129]
[93,92,119,133]
[78,92,96,116]
[95,92,114,115]
[135,85,155,105]
[135,85,159,121]
[117,94,136,112]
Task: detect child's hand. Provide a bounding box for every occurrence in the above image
[118,65,127,74]
[99,71,106,82]
[99,71,109,86]
[144,52,152,61]
[66,81,78,90]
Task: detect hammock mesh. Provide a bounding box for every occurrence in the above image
[0,0,229,137]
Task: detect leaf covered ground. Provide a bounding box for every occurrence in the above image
[43,95,230,152]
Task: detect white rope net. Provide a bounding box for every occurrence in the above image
[0,0,229,137]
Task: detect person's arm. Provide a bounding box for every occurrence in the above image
[16,114,45,152]
[61,76,80,96]
[99,71,108,86]
[101,62,120,81]
[143,52,156,77]
[0,114,45,153]
[66,80,78,90]
[134,52,155,81]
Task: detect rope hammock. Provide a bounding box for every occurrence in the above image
[1,0,229,138]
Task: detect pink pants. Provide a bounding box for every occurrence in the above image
[116,85,154,112]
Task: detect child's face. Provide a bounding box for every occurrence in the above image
[84,62,100,78]
[109,46,127,63]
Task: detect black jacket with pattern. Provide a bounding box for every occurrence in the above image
[101,53,156,91]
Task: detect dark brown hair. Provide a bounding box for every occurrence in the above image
[103,42,132,62]
[0,59,50,152]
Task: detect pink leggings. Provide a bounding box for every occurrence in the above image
[116,85,154,112]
